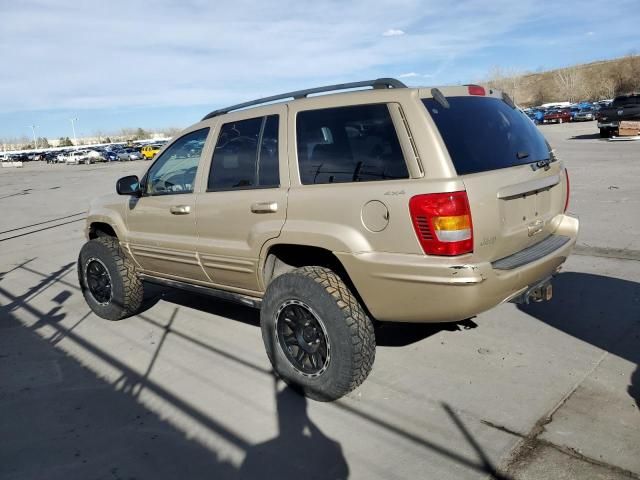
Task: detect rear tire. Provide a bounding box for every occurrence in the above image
[599,128,609,138]
[260,266,376,401]
[78,237,144,320]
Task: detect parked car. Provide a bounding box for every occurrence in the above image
[141,144,163,160]
[44,152,58,163]
[573,108,596,122]
[526,108,545,125]
[117,149,142,161]
[64,150,92,165]
[103,151,119,162]
[543,108,571,124]
[10,153,29,162]
[569,106,581,121]
[78,78,578,401]
[87,149,107,162]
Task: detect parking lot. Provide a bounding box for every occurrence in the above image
[1,121,638,479]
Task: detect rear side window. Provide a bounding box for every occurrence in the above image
[208,115,280,190]
[423,97,549,175]
[296,104,409,185]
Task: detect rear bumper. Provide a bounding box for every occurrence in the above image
[598,122,619,128]
[338,214,579,323]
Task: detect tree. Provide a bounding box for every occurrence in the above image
[135,127,148,140]
[160,127,181,139]
[104,137,112,143]
[554,68,583,103]
[58,137,74,147]
[485,66,524,104]
[38,137,50,148]
[599,77,618,100]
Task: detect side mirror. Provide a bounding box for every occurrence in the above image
[116,175,141,196]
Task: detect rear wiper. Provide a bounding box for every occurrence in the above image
[516,151,529,160]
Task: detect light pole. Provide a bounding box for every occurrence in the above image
[70,117,78,146]
[27,124,39,149]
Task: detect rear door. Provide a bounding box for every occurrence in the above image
[422,94,568,262]
[195,105,288,293]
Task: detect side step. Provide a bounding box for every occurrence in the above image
[139,274,262,309]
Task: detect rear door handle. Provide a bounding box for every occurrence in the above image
[251,202,278,213]
[170,205,191,215]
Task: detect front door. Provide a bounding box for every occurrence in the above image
[195,106,288,294]
[125,127,212,283]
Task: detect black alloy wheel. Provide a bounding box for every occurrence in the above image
[85,258,112,305]
[275,300,330,377]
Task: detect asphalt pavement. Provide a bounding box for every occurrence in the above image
[1,121,638,479]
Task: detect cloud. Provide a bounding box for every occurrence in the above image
[1,0,639,137]
[382,28,405,37]
[587,31,594,35]
[399,72,419,78]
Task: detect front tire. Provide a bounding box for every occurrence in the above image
[78,237,144,320]
[260,266,376,401]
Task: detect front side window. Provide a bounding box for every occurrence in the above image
[296,104,409,185]
[145,128,209,195]
[207,115,280,191]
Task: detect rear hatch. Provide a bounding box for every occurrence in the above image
[423,91,568,262]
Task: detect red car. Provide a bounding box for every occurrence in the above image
[543,108,572,124]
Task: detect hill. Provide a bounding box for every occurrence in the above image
[485,54,640,106]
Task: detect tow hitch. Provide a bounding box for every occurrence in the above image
[511,277,553,305]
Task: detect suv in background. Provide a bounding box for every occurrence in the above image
[79,79,578,401]
[64,150,92,165]
[597,94,640,137]
[141,144,163,160]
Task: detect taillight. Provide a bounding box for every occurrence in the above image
[467,85,486,96]
[564,168,570,212]
[409,191,473,256]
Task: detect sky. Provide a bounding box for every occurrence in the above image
[1,0,639,140]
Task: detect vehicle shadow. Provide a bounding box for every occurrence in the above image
[1,261,513,479]
[0,278,349,479]
[161,288,478,347]
[569,133,602,140]
[518,272,640,408]
[0,294,237,479]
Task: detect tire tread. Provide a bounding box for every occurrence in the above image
[294,266,375,396]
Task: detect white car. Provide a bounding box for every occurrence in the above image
[64,150,92,165]
[87,150,106,162]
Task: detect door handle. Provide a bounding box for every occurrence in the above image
[170,205,191,215]
[251,202,278,214]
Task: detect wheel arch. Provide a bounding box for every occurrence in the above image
[88,222,118,239]
[260,242,371,318]
[85,212,126,241]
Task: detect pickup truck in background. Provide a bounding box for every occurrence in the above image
[597,94,640,137]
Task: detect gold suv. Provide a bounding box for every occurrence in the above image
[78,79,578,401]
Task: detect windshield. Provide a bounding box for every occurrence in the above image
[423,96,550,175]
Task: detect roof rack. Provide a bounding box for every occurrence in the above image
[201,78,407,120]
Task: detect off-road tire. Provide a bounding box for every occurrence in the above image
[599,128,609,138]
[78,237,143,320]
[260,266,376,401]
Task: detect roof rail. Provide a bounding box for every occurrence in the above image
[201,78,407,120]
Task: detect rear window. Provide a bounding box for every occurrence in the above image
[296,104,409,185]
[612,95,640,107]
[423,96,549,175]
